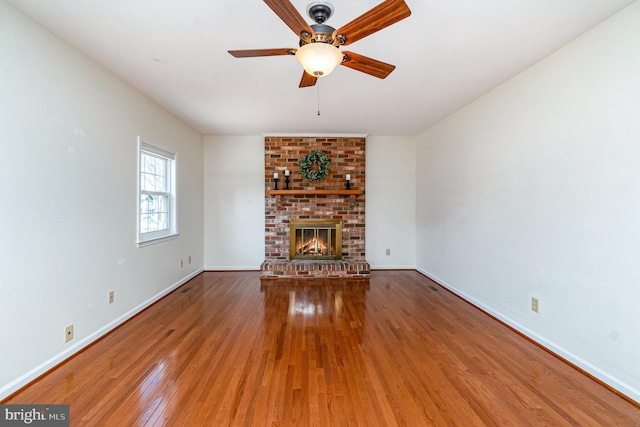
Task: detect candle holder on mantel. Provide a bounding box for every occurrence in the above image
[284,170,290,190]
[273,173,279,190]
[345,174,352,190]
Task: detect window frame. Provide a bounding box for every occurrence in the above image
[137,137,178,247]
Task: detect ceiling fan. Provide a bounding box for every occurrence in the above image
[228,0,411,88]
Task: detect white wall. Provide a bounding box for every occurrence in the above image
[366,136,416,268]
[415,2,640,402]
[0,1,204,399]
[203,135,265,269]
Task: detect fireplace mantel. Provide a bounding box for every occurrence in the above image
[267,189,363,196]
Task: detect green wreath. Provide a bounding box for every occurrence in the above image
[298,150,331,182]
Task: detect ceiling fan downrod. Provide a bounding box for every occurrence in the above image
[307,2,334,24]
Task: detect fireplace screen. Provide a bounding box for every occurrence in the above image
[290,219,342,260]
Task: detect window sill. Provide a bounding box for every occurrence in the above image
[137,233,179,248]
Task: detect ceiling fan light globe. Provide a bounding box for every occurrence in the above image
[295,43,343,78]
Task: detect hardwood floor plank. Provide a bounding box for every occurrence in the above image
[3,271,639,426]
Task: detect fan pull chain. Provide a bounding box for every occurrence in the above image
[317,78,321,116]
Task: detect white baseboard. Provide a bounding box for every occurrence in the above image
[370,265,415,270]
[0,268,204,401]
[204,266,260,271]
[415,267,640,404]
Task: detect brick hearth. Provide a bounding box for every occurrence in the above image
[261,136,370,279]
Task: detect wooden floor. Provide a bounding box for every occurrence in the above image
[4,271,639,426]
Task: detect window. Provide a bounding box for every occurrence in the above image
[137,137,177,246]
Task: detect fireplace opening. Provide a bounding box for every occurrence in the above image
[290,219,342,260]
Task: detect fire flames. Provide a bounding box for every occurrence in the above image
[299,237,331,256]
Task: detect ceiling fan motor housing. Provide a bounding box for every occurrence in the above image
[301,24,337,45]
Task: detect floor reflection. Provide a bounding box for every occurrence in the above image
[261,279,370,345]
[136,360,169,422]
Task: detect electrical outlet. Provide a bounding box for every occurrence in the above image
[531,297,539,313]
[64,324,74,342]
[189,255,192,264]
[108,291,114,304]
[386,248,391,256]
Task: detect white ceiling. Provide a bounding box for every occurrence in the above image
[6,0,636,136]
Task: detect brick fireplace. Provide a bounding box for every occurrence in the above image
[260,136,370,279]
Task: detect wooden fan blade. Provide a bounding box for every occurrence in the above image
[299,71,318,88]
[332,0,411,46]
[340,51,396,79]
[228,48,295,58]
[263,0,315,37]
